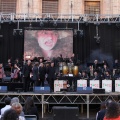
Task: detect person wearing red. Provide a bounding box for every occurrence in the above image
[104,102,120,120]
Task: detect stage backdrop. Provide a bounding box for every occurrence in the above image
[24,29,73,60]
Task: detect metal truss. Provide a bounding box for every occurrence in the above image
[0,92,120,118]
[0,13,120,23]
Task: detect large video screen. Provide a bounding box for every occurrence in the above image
[24,29,73,60]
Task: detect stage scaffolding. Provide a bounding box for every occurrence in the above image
[0,13,120,24]
[0,92,120,119]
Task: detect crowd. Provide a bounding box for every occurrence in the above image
[96,100,120,120]
[0,96,39,120]
[0,54,120,92]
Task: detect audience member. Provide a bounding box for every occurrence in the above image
[11,102,25,120]
[23,97,39,120]
[1,97,11,117]
[10,97,24,117]
[2,109,19,120]
[104,102,120,120]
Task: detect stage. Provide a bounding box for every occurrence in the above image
[0,92,120,119]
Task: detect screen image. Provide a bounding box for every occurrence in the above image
[24,29,73,60]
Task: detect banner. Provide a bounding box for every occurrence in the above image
[102,80,112,92]
[77,79,87,87]
[90,80,100,89]
[115,80,120,92]
[54,80,64,92]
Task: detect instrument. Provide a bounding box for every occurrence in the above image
[62,66,68,75]
[73,66,79,76]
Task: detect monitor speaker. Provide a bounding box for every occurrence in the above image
[53,106,79,120]
[0,86,7,93]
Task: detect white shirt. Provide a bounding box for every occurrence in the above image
[1,105,11,117]
[19,116,26,120]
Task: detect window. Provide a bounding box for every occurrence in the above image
[84,1,100,14]
[42,0,58,14]
[0,0,16,13]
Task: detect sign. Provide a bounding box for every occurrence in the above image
[102,80,112,92]
[115,80,120,92]
[90,80,100,89]
[77,79,87,87]
[54,80,64,92]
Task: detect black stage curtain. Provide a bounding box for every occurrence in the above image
[0,22,120,65]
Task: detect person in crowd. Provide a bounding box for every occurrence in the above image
[37,62,46,87]
[23,97,39,120]
[1,97,11,118]
[96,99,112,120]
[11,102,25,120]
[2,109,19,120]
[10,97,24,117]
[22,60,32,92]
[0,63,5,82]
[104,102,120,120]
[47,62,56,92]
[96,102,106,120]
[11,63,20,82]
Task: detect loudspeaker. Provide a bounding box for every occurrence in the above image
[53,106,79,120]
[34,86,50,93]
[0,86,7,93]
[93,88,105,94]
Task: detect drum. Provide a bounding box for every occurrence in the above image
[62,66,68,75]
[73,66,79,76]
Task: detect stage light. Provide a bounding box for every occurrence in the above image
[53,21,57,27]
[40,21,44,27]
[19,30,23,36]
[13,29,17,36]
[29,22,32,27]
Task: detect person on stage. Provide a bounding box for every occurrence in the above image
[47,62,56,92]
[37,63,46,87]
[22,60,32,92]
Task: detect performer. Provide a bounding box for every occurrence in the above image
[47,62,56,92]
[0,63,5,82]
[31,62,39,87]
[71,53,77,65]
[11,63,20,82]
[37,63,46,87]
[22,60,32,92]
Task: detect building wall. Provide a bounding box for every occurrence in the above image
[15,0,120,15]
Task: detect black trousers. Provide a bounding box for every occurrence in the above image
[36,77,45,87]
[23,76,30,92]
[48,78,54,92]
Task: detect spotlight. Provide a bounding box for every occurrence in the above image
[74,29,77,36]
[40,21,44,27]
[79,30,83,37]
[29,22,32,27]
[13,29,17,36]
[53,21,57,27]
[19,30,23,36]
